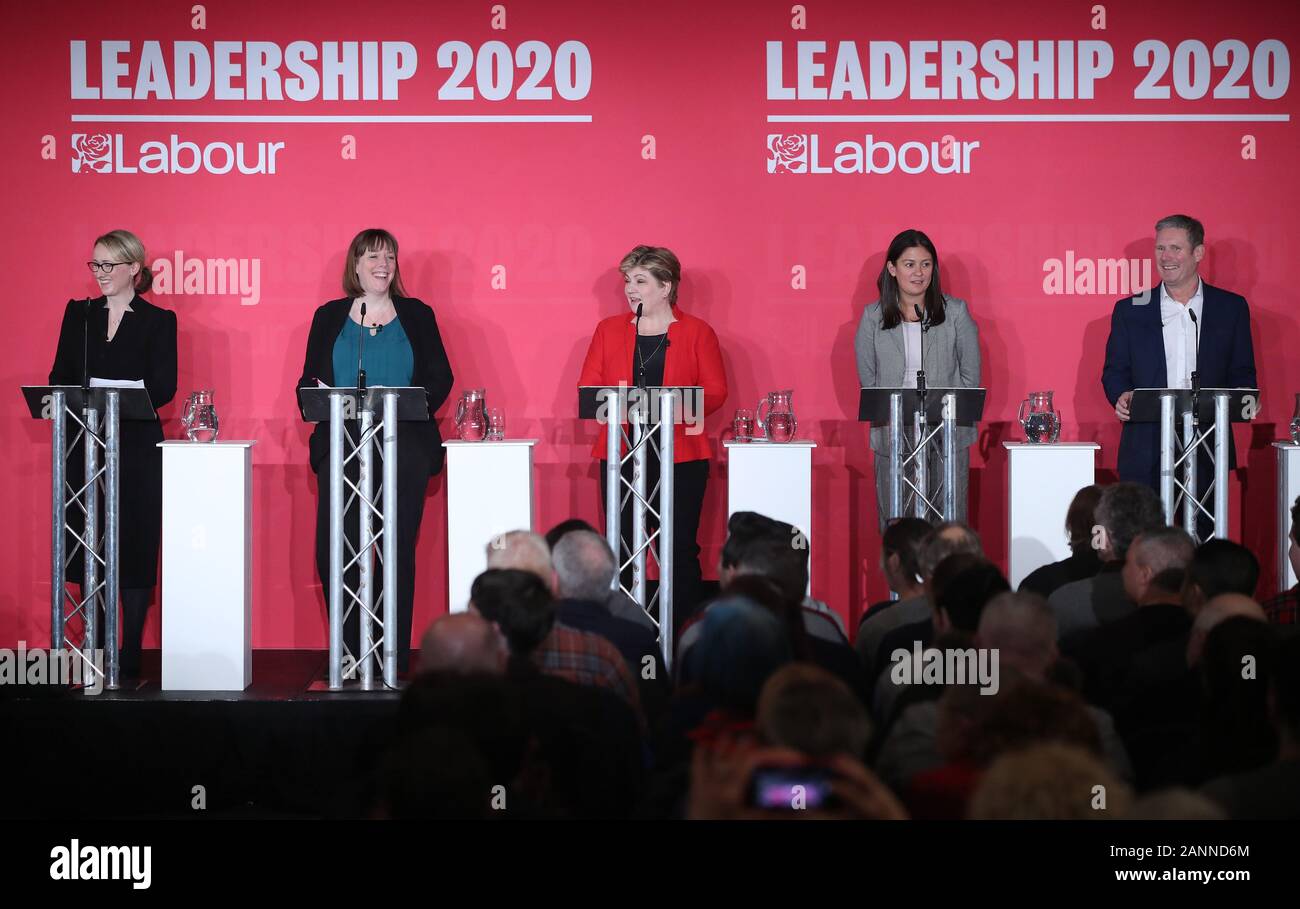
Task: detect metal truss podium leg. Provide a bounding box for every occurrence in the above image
[51,392,66,652]
[888,393,902,521]
[1160,394,1176,524]
[328,394,345,690]
[1214,394,1230,538]
[658,391,676,674]
[382,392,399,687]
[1182,410,1197,536]
[104,390,120,690]
[942,392,956,521]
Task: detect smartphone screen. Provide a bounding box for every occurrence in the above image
[748,766,840,811]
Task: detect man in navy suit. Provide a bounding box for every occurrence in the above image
[1102,214,1257,496]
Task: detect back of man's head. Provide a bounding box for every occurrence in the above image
[485,530,555,592]
[1095,482,1165,561]
[934,559,1010,633]
[1187,592,1266,666]
[969,742,1129,819]
[1185,539,1260,609]
[721,511,808,605]
[680,597,793,715]
[756,664,872,759]
[469,568,555,657]
[918,522,982,581]
[882,517,932,590]
[418,612,508,675]
[1126,526,1195,603]
[976,591,1058,679]
[545,517,599,551]
[552,530,617,603]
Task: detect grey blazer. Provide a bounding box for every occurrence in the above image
[854,295,982,454]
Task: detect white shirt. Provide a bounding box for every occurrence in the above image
[901,321,923,388]
[1160,278,1204,389]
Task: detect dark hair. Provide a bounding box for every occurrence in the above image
[1095,482,1166,561]
[722,573,812,661]
[545,518,599,551]
[877,228,947,330]
[883,517,933,585]
[1066,485,1103,553]
[342,228,408,298]
[934,558,1010,633]
[721,512,809,606]
[1186,539,1261,601]
[1290,493,1300,547]
[680,599,793,715]
[1155,214,1205,250]
[397,671,529,783]
[469,569,554,657]
[376,726,491,819]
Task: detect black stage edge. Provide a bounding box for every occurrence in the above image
[0,650,402,819]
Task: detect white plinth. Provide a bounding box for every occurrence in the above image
[724,440,816,594]
[159,441,255,691]
[445,440,537,613]
[1275,443,1300,592]
[1003,442,1099,589]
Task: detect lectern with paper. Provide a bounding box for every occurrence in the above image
[22,384,155,691]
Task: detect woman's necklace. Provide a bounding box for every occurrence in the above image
[636,331,669,383]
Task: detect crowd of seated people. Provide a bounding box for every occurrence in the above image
[369,488,1300,819]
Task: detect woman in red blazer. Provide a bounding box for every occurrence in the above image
[578,245,728,631]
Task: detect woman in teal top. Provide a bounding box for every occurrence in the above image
[297,228,455,677]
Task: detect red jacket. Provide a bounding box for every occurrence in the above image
[578,307,728,463]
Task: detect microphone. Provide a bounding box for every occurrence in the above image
[356,299,368,398]
[913,303,927,399]
[634,303,645,387]
[1188,307,1200,428]
[82,298,92,418]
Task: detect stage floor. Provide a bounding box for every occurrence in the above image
[1,650,406,818]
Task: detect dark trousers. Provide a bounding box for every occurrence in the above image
[599,457,709,636]
[314,431,431,676]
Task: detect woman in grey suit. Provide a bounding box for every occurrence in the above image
[855,229,981,527]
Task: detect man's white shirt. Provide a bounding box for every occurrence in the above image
[1159,278,1204,389]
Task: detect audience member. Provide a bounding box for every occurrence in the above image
[1019,485,1104,598]
[1049,482,1164,640]
[968,743,1131,819]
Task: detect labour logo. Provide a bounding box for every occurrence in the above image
[767,134,807,173]
[72,134,112,173]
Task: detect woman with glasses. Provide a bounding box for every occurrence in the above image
[48,229,178,679]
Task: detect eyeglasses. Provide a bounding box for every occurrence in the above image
[87,261,128,274]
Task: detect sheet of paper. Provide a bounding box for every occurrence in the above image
[89,377,146,389]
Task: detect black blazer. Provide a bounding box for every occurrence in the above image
[296,296,455,477]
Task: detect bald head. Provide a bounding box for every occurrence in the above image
[1186,593,1266,667]
[485,530,556,593]
[418,613,508,675]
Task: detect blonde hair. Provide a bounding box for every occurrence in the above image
[94,229,153,294]
[619,245,681,306]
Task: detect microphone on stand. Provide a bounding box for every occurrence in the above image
[1188,308,1200,429]
[913,303,928,398]
[633,303,645,388]
[355,300,369,421]
[82,297,92,402]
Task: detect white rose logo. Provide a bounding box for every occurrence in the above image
[767,134,808,174]
[72,134,112,174]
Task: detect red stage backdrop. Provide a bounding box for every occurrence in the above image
[3,0,1298,648]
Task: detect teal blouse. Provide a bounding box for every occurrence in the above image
[332,315,414,388]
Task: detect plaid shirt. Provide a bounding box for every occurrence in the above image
[1263,585,1300,625]
[534,623,644,715]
